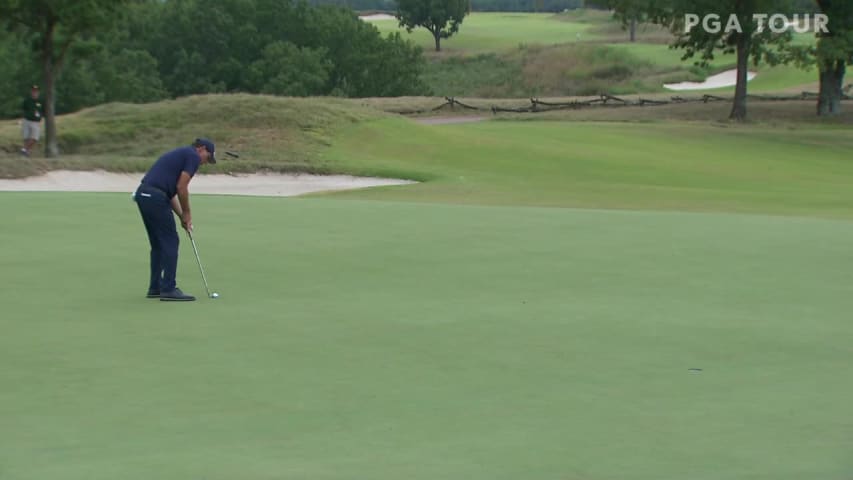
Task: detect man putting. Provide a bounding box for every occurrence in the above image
[134,138,216,301]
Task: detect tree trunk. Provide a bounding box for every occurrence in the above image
[433,31,441,52]
[43,65,60,158]
[817,60,845,116]
[729,34,750,121]
[42,18,60,157]
[629,18,637,43]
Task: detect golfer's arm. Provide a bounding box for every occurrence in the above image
[176,171,192,219]
[170,195,183,217]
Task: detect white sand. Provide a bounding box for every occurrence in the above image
[0,170,415,197]
[359,13,395,21]
[664,69,757,91]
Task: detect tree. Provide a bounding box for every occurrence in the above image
[613,0,794,121]
[302,4,428,96]
[139,0,428,97]
[0,0,133,157]
[248,42,332,96]
[143,0,262,96]
[607,0,647,42]
[0,0,430,115]
[0,28,38,118]
[814,0,853,115]
[395,0,469,51]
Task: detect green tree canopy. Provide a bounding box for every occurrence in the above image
[0,0,135,156]
[612,0,795,121]
[395,0,469,51]
[0,0,429,124]
[248,42,332,96]
[813,0,853,115]
[137,0,428,96]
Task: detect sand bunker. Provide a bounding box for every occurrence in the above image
[359,13,395,21]
[664,69,757,91]
[0,170,415,197]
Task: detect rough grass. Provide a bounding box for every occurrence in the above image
[422,52,525,98]
[422,43,706,98]
[357,95,852,127]
[517,43,695,96]
[3,94,851,180]
[506,99,853,125]
[0,94,388,178]
[381,10,819,97]
[584,19,674,44]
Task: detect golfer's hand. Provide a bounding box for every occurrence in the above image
[181,214,193,232]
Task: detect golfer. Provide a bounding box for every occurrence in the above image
[134,139,216,301]
[20,85,43,157]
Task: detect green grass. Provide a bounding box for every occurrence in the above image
[581,44,818,95]
[5,95,852,210]
[610,43,710,69]
[4,94,853,217]
[321,118,853,218]
[372,12,594,53]
[422,43,692,97]
[422,52,525,97]
[2,192,852,480]
[2,94,853,479]
[419,41,817,98]
[368,10,820,96]
[731,65,818,94]
[0,94,388,178]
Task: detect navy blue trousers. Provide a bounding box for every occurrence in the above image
[134,184,179,292]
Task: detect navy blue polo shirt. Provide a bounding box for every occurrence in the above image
[141,147,201,198]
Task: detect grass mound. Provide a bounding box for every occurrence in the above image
[0,94,388,178]
[3,94,853,220]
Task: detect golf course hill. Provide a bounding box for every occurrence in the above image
[3,93,852,219]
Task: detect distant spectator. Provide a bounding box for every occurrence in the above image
[20,85,44,157]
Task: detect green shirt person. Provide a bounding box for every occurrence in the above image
[20,85,44,157]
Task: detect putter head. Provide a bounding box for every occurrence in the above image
[210,292,219,298]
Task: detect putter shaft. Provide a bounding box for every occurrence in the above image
[187,230,212,298]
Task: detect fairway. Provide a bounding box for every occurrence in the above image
[371,12,819,95]
[1,192,852,480]
[371,12,592,52]
[323,119,853,218]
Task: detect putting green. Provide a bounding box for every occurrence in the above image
[1,192,851,479]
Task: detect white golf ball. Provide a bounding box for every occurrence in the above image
[211,293,219,298]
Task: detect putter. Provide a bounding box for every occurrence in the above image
[187,230,219,299]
